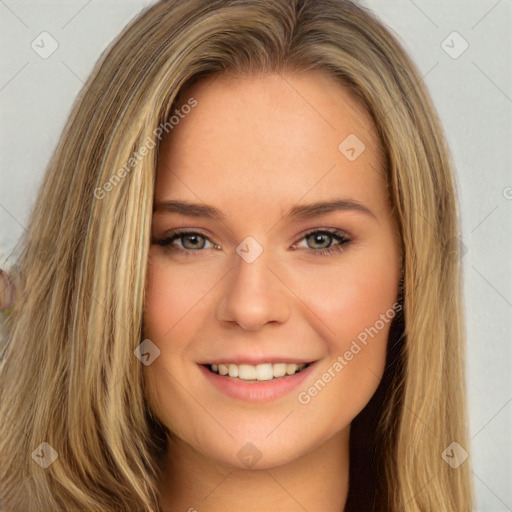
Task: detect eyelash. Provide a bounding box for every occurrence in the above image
[153,228,351,257]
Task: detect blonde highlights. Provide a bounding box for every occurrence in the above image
[0,0,474,510]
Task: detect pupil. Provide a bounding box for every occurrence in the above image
[185,235,203,249]
[312,234,329,249]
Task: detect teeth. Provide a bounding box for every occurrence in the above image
[272,363,287,377]
[239,364,256,380]
[208,362,308,381]
[256,364,273,381]
[286,363,298,375]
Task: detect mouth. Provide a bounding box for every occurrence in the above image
[199,359,317,403]
[202,362,313,382]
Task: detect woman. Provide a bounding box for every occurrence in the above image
[0,0,474,510]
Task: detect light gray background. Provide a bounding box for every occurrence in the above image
[0,1,511,510]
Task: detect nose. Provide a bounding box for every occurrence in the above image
[216,243,291,331]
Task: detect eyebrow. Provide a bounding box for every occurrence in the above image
[153,199,377,221]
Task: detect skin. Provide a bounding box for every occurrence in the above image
[143,70,402,512]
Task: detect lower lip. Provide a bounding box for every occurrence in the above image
[198,363,316,403]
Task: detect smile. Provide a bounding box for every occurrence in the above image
[199,361,317,402]
[205,362,311,381]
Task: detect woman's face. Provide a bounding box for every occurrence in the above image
[143,71,401,470]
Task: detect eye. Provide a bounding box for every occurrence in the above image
[153,228,351,257]
[292,229,351,256]
[153,230,217,255]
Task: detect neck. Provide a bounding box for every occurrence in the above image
[158,427,350,512]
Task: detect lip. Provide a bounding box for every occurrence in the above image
[197,357,313,365]
[198,361,317,403]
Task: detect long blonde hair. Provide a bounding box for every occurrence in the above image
[0,0,474,510]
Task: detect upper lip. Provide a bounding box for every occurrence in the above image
[199,357,316,365]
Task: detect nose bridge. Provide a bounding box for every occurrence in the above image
[217,235,290,330]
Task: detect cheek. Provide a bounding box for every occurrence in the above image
[143,255,219,341]
[142,256,212,438]
[293,281,398,437]
[290,244,399,418]
[291,242,400,347]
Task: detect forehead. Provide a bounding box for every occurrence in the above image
[155,71,386,217]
